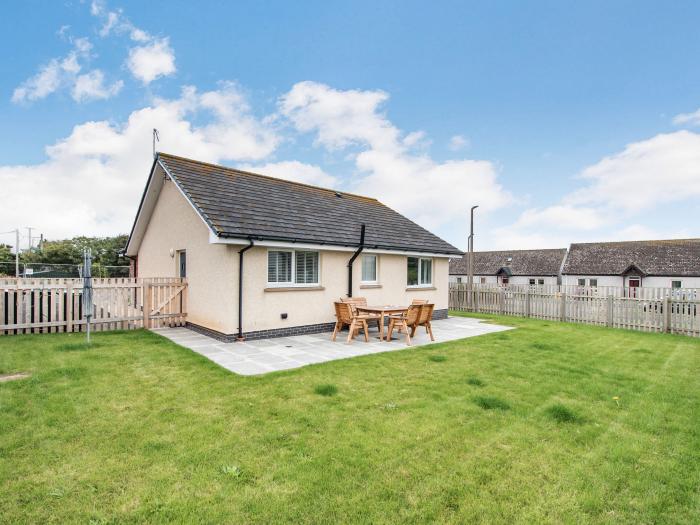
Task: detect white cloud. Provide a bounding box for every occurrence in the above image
[672,108,700,127]
[91,0,152,42]
[72,70,123,102]
[0,84,279,239]
[11,38,93,103]
[240,161,338,187]
[280,81,399,151]
[567,131,700,211]
[126,38,176,84]
[448,134,469,151]
[493,130,700,249]
[510,205,607,231]
[279,81,511,231]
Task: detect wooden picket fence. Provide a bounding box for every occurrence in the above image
[0,278,187,335]
[449,283,700,337]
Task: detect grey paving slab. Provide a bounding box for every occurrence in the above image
[152,317,512,376]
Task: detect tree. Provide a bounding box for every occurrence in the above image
[21,234,129,266]
[0,243,14,262]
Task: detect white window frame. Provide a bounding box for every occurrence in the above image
[267,249,320,287]
[588,278,598,287]
[360,254,378,284]
[671,280,682,289]
[407,256,433,287]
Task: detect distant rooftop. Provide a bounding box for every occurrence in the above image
[450,248,567,276]
[562,238,700,276]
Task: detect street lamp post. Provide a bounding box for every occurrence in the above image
[467,206,478,309]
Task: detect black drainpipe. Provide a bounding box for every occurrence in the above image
[347,224,366,297]
[237,239,254,341]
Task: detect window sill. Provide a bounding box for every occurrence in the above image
[406,286,436,291]
[360,283,381,289]
[264,286,325,292]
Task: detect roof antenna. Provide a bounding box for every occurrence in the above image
[152,128,160,159]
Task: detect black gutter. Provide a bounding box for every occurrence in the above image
[346,224,366,298]
[216,232,460,256]
[237,239,255,341]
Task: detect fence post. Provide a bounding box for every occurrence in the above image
[560,292,567,322]
[143,281,152,329]
[474,286,479,312]
[525,288,531,318]
[66,283,74,333]
[499,287,505,314]
[663,296,671,333]
[606,295,613,327]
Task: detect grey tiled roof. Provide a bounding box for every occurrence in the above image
[562,239,700,276]
[450,249,567,276]
[158,153,461,255]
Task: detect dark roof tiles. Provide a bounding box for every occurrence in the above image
[157,153,461,255]
[562,239,700,276]
[450,248,567,276]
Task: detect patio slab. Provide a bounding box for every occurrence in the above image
[151,316,512,376]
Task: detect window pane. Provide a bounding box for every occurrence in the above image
[268,251,291,283]
[407,257,418,286]
[538,279,544,285]
[589,279,597,287]
[420,258,432,285]
[671,280,681,289]
[578,278,586,286]
[529,279,535,285]
[295,251,319,284]
[361,255,376,282]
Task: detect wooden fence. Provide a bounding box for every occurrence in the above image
[449,283,700,337]
[0,278,187,335]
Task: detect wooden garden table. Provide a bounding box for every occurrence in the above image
[356,305,409,341]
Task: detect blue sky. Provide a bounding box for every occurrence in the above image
[1,0,700,251]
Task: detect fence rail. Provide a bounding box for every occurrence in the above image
[449,283,699,337]
[0,277,187,336]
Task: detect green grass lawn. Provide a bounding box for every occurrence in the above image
[1,314,699,524]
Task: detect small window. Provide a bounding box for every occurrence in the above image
[578,278,586,286]
[589,278,598,287]
[671,280,682,289]
[456,277,462,284]
[267,250,319,285]
[361,254,377,283]
[538,279,545,285]
[295,251,319,284]
[407,257,432,286]
[268,250,292,284]
[501,277,509,285]
[628,277,641,288]
[529,278,536,285]
[178,250,186,278]
[480,277,486,284]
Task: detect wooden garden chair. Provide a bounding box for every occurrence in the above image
[341,296,382,331]
[411,299,428,305]
[411,303,435,341]
[386,304,423,346]
[332,301,371,343]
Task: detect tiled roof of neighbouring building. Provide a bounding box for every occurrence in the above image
[561,239,700,276]
[450,248,567,276]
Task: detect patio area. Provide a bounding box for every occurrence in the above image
[152,316,512,375]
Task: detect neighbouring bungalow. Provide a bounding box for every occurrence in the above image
[561,239,700,289]
[449,248,567,286]
[125,153,462,341]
